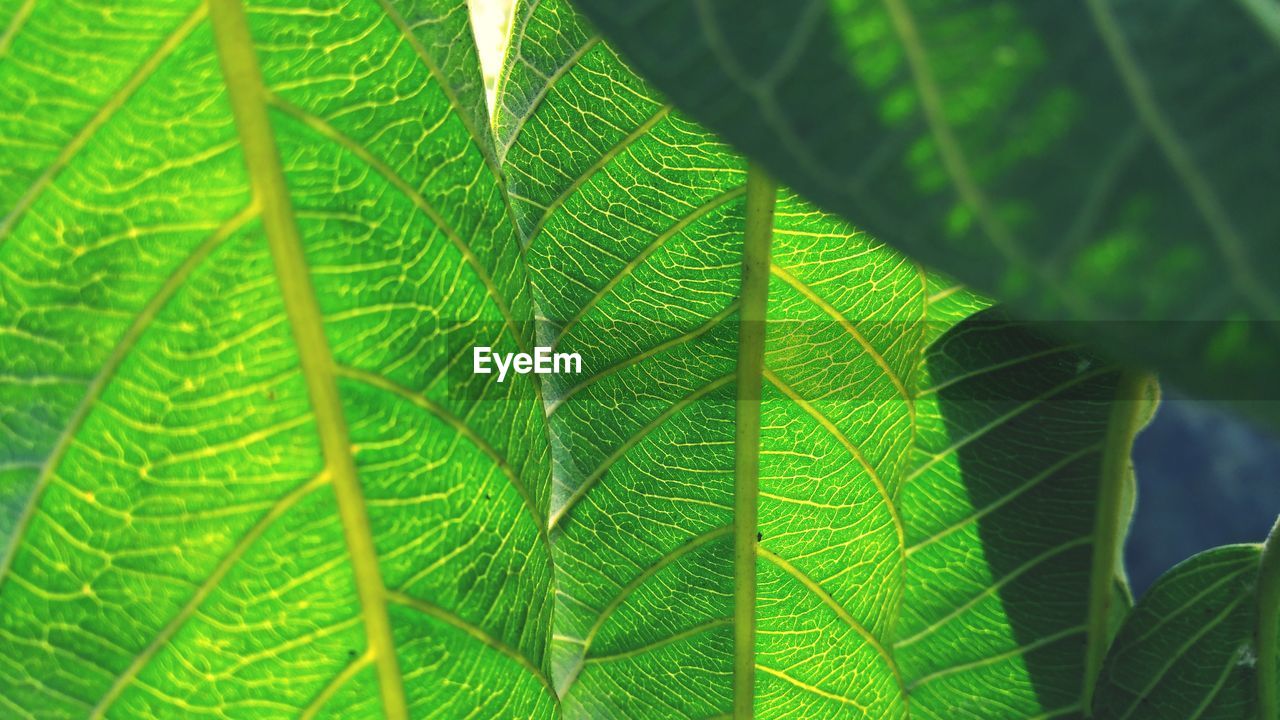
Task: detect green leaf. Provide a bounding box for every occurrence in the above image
[896,311,1148,719]
[0,0,1151,717]
[1092,544,1274,719]
[0,1,550,717]
[568,0,1280,415]
[499,1,1143,716]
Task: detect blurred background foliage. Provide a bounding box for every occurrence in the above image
[466,0,1279,598]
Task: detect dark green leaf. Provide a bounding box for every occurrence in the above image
[1093,544,1271,719]
[569,0,1280,415]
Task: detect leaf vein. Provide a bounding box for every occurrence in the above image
[88,474,328,718]
[266,94,526,352]
[386,590,556,700]
[0,4,207,243]
[0,204,256,587]
[758,547,904,693]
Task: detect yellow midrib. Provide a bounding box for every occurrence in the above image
[733,162,776,719]
[205,3,409,719]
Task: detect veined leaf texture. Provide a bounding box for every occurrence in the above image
[0,0,1259,718]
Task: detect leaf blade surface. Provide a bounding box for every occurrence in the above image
[0,1,554,717]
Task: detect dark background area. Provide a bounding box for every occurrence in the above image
[1126,393,1280,596]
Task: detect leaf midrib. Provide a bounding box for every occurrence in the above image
[732,162,775,719]
[1083,370,1152,712]
[266,93,527,353]
[206,2,409,718]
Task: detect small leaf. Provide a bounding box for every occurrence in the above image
[1093,544,1269,719]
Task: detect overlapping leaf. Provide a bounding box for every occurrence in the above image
[569,0,1280,422]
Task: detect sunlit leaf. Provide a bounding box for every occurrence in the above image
[0,1,550,717]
